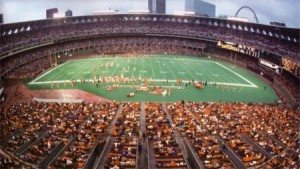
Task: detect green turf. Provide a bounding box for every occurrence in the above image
[28,54,278,103]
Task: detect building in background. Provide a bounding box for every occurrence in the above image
[65,9,73,17]
[270,22,286,27]
[185,0,215,17]
[148,0,166,14]
[46,8,58,19]
[156,0,166,14]
[148,0,154,13]
[0,14,3,24]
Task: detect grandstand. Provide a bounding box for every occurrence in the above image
[0,9,299,169]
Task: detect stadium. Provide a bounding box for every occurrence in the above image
[0,1,299,169]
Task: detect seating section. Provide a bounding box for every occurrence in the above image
[105,102,140,169]
[186,102,299,168]
[0,101,299,169]
[167,102,234,168]
[0,37,204,79]
[53,102,118,168]
[20,132,64,164]
[1,20,299,61]
[248,131,284,155]
[146,103,188,169]
[0,155,26,168]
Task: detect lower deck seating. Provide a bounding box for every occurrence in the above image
[105,102,140,169]
[0,101,299,169]
[146,103,188,169]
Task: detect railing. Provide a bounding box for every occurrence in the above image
[38,140,65,169]
[135,140,139,169]
[93,137,111,169]
[14,131,46,156]
[146,138,151,169]
[183,137,203,169]
[1,129,24,146]
[216,136,246,169]
[82,141,102,169]
[47,135,77,168]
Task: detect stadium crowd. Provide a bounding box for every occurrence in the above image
[1,20,299,62]
[146,103,188,168]
[167,102,235,168]
[1,101,299,168]
[105,102,140,169]
[1,101,119,169]
[169,101,299,168]
[1,37,205,79]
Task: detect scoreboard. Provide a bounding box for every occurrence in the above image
[217,41,260,57]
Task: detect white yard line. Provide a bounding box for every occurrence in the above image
[206,62,240,84]
[163,60,178,79]
[158,58,213,63]
[66,61,87,81]
[110,59,122,77]
[193,62,212,82]
[29,61,72,84]
[53,61,79,81]
[150,59,156,79]
[74,57,215,65]
[214,62,258,88]
[93,59,114,78]
[155,57,168,80]
[131,58,137,78]
[179,61,199,80]
[29,78,256,88]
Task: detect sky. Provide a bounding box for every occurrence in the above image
[0,0,299,28]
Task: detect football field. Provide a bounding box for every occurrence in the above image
[28,54,278,103]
